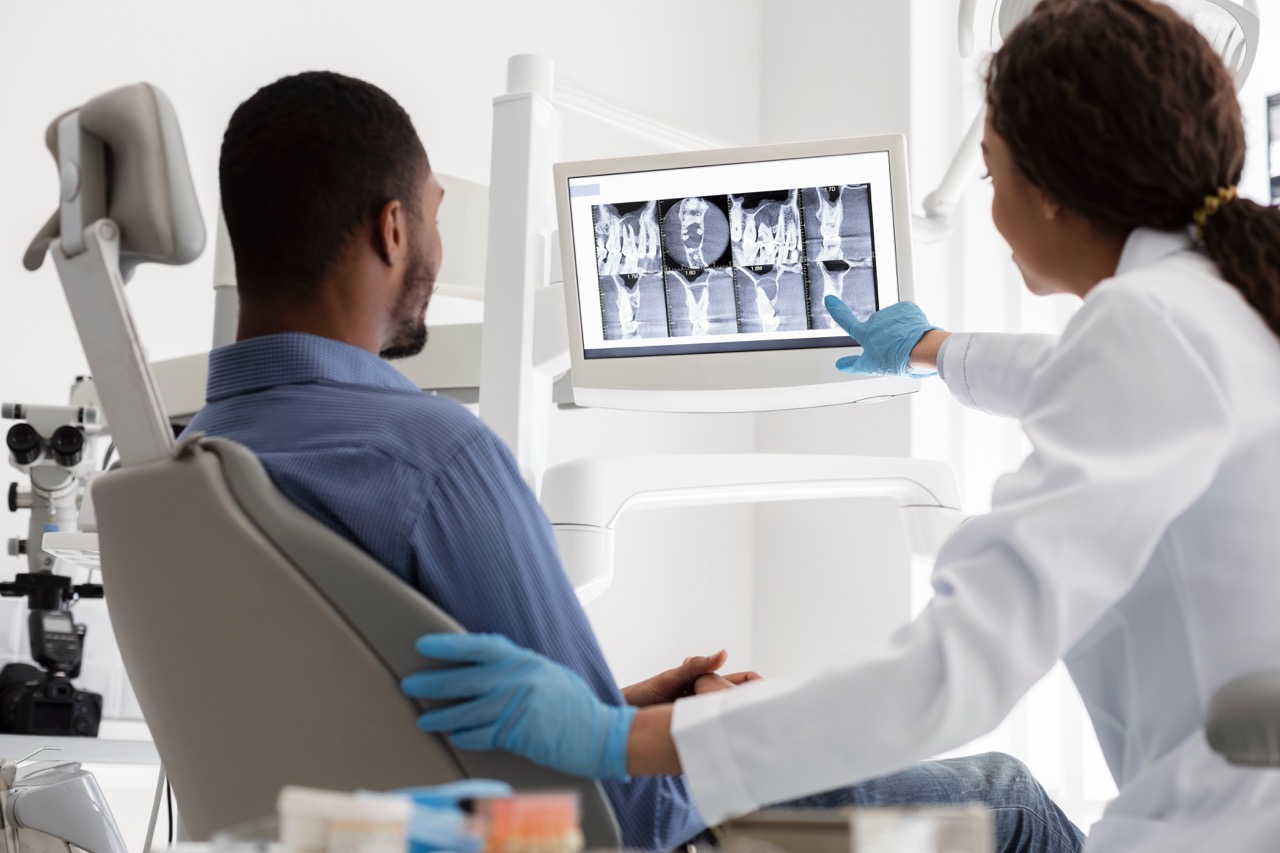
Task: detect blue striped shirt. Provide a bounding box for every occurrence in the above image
[184,333,703,850]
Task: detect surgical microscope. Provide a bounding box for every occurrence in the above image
[0,403,126,853]
[1,402,104,739]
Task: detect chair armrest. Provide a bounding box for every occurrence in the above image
[1206,671,1280,766]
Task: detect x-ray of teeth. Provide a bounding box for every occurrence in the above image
[600,273,669,340]
[801,184,874,263]
[734,264,808,333]
[665,268,737,337]
[807,260,877,330]
[660,196,732,269]
[729,189,802,267]
[594,201,663,275]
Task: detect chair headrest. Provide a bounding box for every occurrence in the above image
[24,82,206,279]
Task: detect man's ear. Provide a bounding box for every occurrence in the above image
[374,198,407,267]
[1039,189,1062,221]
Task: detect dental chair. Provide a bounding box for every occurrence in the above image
[24,83,621,846]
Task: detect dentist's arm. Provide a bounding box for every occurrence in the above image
[826,295,1058,418]
[627,704,682,776]
[824,296,949,377]
[909,330,952,373]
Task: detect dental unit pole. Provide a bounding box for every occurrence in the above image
[210,208,239,350]
[478,55,564,492]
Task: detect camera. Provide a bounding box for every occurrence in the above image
[0,662,101,736]
[0,608,102,736]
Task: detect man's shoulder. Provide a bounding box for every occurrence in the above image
[355,389,506,474]
[191,381,507,481]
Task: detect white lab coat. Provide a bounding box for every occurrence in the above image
[671,228,1280,851]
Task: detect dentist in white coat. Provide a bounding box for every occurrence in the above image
[403,1,1280,849]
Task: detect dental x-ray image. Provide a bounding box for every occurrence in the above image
[589,182,882,343]
[600,273,669,340]
[665,268,737,337]
[735,264,808,333]
[729,190,803,267]
[801,184,878,326]
[660,196,733,269]
[594,201,663,275]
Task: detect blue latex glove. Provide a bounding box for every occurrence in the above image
[402,633,637,781]
[824,295,941,377]
[390,780,514,853]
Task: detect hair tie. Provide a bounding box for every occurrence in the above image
[1192,186,1238,239]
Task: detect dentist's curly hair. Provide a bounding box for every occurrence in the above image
[220,71,429,298]
[986,0,1280,339]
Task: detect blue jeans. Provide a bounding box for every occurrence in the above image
[779,752,1085,853]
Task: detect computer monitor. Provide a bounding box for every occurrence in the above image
[554,133,919,412]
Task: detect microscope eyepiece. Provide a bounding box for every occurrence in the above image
[6,423,42,466]
[49,426,85,468]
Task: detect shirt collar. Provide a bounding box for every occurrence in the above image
[1113,227,1195,279]
[206,333,421,402]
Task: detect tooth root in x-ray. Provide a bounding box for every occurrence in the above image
[662,197,730,269]
[665,268,736,337]
[600,273,668,340]
[807,260,877,329]
[594,201,662,275]
[734,264,808,334]
[802,184,874,263]
[729,189,802,267]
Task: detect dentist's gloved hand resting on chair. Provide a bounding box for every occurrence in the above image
[403,634,636,780]
[404,635,758,779]
[823,295,950,377]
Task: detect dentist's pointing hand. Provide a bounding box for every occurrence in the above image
[403,633,636,780]
[824,296,947,377]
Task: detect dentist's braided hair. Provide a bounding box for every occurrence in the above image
[986,0,1280,340]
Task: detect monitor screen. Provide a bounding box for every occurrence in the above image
[555,135,918,412]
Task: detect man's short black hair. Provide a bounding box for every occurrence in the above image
[219,71,428,298]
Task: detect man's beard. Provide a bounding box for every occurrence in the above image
[380,245,434,360]
[380,319,427,361]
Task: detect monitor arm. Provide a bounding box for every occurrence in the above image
[919,0,1260,243]
[914,105,986,243]
[540,454,965,602]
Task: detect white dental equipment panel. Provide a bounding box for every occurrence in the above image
[554,135,920,412]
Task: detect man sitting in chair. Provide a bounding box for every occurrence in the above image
[184,71,1085,853]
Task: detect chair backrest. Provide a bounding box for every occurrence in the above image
[93,435,620,845]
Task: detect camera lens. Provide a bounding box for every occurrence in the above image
[49,426,84,467]
[6,424,42,465]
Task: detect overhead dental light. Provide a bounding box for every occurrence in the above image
[916,0,1261,240]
